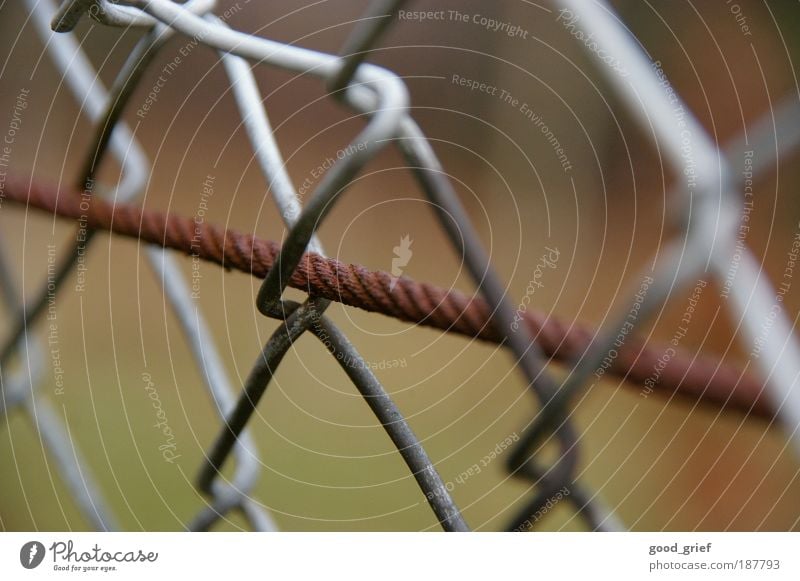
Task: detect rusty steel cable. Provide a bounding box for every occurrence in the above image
[1,176,774,421]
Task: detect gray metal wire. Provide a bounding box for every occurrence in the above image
[3,0,277,532]
[2,0,799,532]
[512,0,800,488]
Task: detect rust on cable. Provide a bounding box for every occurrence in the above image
[0,176,774,419]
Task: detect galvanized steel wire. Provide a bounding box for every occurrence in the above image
[1,0,799,532]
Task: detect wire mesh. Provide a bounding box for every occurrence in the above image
[1,0,799,531]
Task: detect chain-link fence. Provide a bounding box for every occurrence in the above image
[1,0,799,531]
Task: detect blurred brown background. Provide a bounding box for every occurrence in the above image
[0,0,799,531]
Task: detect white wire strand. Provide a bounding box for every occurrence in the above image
[4,0,796,531]
[16,0,279,531]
